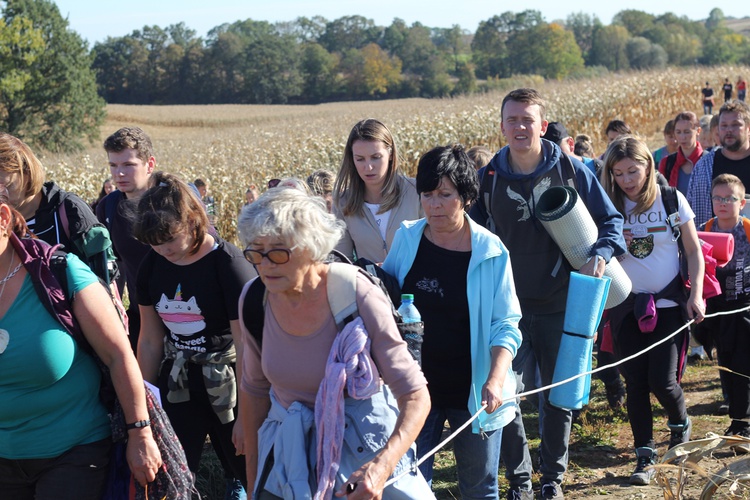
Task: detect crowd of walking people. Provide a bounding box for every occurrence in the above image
[1,79,749,500]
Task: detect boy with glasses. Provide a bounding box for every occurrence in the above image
[698,173,750,452]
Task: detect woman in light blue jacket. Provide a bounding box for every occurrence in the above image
[382,144,522,499]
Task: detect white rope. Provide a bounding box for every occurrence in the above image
[384,303,750,488]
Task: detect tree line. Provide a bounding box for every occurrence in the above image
[90,8,747,105]
[0,0,748,153]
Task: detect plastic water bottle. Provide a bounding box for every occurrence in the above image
[398,294,423,366]
[397,294,421,324]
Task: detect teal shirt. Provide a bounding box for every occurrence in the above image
[0,254,111,459]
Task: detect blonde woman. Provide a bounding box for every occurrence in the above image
[333,119,422,263]
[601,136,704,486]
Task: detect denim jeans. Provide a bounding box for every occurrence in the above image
[0,438,111,500]
[517,308,572,485]
[417,406,502,499]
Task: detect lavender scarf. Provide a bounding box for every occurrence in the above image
[313,316,381,500]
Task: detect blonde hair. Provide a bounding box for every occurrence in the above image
[0,133,46,199]
[600,135,658,216]
[334,119,403,216]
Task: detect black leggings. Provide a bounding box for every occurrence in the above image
[614,307,688,449]
[158,361,246,488]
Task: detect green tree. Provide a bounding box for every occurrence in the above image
[300,42,340,101]
[625,37,667,69]
[394,22,450,97]
[242,27,302,104]
[565,12,602,62]
[452,60,477,95]
[612,10,655,37]
[589,25,631,70]
[0,16,44,107]
[471,11,544,79]
[319,15,380,53]
[1,0,105,152]
[705,8,724,32]
[506,23,584,79]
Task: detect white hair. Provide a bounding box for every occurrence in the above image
[238,187,345,262]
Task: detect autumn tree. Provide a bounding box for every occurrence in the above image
[341,43,401,97]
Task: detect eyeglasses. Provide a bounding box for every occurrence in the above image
[711,195,741,204]
[243,247,292,265]
[267,179,281,189]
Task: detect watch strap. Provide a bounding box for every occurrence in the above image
[125,419,151,430]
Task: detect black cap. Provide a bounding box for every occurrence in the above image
[544,122,569,145]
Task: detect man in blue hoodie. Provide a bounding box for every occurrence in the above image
[471,88,626,500]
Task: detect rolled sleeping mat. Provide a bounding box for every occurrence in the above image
[536,186,631,309]
[549,272,611,410]
[697,231,734,267]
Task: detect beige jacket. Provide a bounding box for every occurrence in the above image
[334,176,423,263]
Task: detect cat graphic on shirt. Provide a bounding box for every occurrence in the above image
[156,285,206,336]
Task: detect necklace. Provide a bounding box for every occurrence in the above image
[0,261,21,286]
[0,255,20,304]
[427,222,469,251]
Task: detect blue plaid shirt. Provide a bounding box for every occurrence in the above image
[687,149,715,227]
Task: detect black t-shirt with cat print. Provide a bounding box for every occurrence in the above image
[137,237,255,353]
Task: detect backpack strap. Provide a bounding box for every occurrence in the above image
[704,217,715,232]
[557,153,577,188]
[479,164,498,233]
[103,190,123,230]
[743,217,750,243]
[240,277,267,349]
[664,153,677,182]
[660,185,682,241]
[58,199,71,241]
[327,262,360,331]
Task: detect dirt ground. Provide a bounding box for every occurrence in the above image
[431,356,748,499]
[562,357,745,500]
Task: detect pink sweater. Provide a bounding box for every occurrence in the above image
[241,273,426,409]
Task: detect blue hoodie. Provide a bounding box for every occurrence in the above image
[383,215,522,434]
[470,139,625,313]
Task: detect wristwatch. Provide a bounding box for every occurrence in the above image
[125,419,151,430]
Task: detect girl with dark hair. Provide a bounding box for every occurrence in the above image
[133,172,255,492]
[333,119,422,263]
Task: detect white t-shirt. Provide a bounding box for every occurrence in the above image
[365,202,391,242]
[621,189,695,307]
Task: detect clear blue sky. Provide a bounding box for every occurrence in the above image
[54,0,749,44]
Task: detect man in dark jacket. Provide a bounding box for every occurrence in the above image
[470,88,626,500]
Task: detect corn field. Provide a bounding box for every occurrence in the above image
[42,65,750,244]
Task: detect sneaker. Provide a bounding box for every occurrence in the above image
[605,380,626,409]
[224,478,247,500]
[668,417,691,449]
[717,400,730,415]
[727,424,750,454]
[507,487,534,500]
[629,447,656,485]
[539,482,564,499]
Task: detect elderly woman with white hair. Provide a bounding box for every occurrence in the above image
[237,188,433,500]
